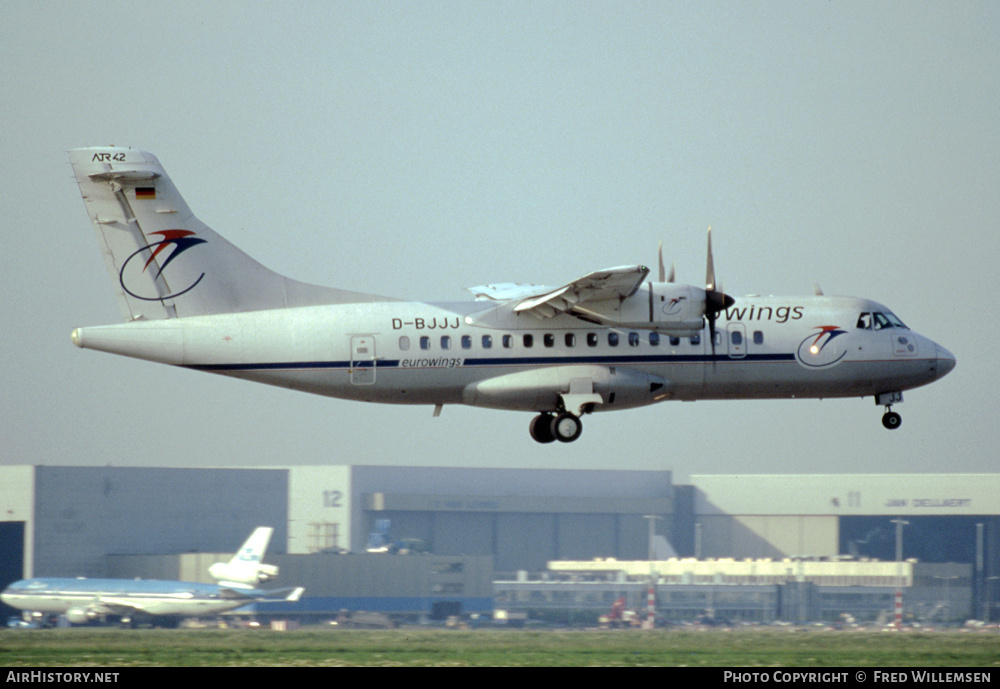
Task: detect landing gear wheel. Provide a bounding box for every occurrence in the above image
[882,411,902,430]
[529,414,555,443]
[550,412,583,443]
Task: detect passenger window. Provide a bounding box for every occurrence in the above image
[543,333,555,348]
[482,335,493,349]
[670,336,680,346]
[731,331,742,345]
[399,336,411,351]
[628,332,640,346]
[690,334,701,345]
[565,333,576,347]
[753,331,764,345]
[587,333,599,347]
[420,336,431,350]
[502,335,513,349]
[523,334,534,348]
[441,335,451,349]
[461,335,472,349]
[608,332,619,346]
[649,332,660,346]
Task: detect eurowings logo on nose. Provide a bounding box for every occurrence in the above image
[796,325,848,368]
[119,230,207,301]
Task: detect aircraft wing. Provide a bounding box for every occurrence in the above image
[510,265,650,319]
[81,598,137,617]
[467,283,553,301]
[89,595,202,617]
[218,586,304,602]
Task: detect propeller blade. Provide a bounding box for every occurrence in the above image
[657,241,676,283]
[706,226,716,292]
[703,227,735,357]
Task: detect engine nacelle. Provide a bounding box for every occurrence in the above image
[208,561,279,587]
[649,283,708,334]
[562,283,707,336]
[65,607,94,625]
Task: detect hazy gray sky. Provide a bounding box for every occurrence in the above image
[2,2,997,481]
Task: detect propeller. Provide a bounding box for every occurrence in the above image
[704,226,735,355]
[657,242,675,283]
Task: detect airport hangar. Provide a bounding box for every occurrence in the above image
[1,465,997,623]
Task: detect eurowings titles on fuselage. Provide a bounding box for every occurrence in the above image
[67,147,956,443]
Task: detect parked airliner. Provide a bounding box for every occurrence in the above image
[1,528,302,627]
[67,147,955,443]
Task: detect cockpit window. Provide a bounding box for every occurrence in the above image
[884,311,907,329]
[858,311,908,330]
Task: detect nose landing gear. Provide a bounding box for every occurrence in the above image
[882,409,902,430]
[876,391,903,430]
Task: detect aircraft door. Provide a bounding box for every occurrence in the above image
[726,323,747,359]
[350,336,376,385]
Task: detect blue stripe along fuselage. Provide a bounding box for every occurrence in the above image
[183,352,797,372]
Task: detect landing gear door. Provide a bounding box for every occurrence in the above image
[350,336,376,385]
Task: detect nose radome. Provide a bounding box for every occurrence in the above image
[935,344,956,379]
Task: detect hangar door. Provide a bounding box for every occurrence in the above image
[0,522,25,617]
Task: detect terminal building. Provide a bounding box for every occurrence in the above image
[1,465,996,624]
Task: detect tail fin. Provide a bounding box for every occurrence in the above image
[233,526,274,565]
[69,147,391,320]
[208,527,278,588]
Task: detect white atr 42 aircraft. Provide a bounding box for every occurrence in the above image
[68,147,955,443]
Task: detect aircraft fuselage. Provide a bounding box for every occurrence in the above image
[1,578,261,622]
[72,291,953,413]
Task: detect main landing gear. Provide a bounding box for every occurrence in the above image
[529,412,583,443]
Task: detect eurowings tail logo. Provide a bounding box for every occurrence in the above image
[796,325,848,368]
[119,230,207,301]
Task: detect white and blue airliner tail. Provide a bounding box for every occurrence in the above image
[208,526,278,588]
